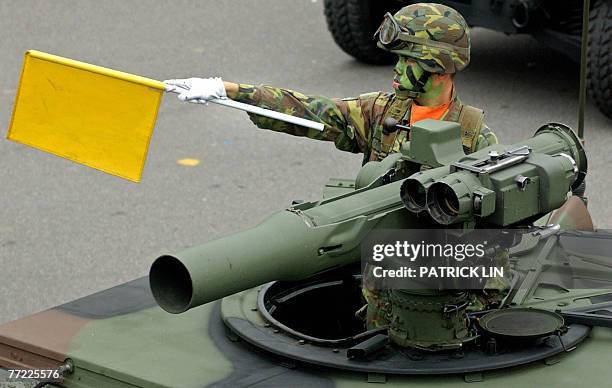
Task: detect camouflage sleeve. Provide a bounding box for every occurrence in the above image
[474,124,498,151]
[233,84,376,153]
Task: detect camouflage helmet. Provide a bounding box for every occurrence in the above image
[375,3,470,73]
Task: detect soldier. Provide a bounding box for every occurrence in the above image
[165,3,497,166]
[165,3,500,329]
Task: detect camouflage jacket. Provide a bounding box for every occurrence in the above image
[234,84,496,164]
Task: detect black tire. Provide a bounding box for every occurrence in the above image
[323,0,399,65]
[588,0,612,119]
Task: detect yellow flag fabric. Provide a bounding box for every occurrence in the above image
[7,50,165,182]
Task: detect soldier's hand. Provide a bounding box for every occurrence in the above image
[163,77,227,103]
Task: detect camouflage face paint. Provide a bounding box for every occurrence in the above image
[416,72,455,106]
[393,56,431,99]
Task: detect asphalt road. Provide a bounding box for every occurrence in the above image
[1,1,610,324]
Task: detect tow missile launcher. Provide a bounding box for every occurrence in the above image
[150,119,587,351]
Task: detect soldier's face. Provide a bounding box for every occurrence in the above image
[393,56,428,92]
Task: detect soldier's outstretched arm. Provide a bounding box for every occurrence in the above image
[164,77,368,154]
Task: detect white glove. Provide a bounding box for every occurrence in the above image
[163,77,227,103]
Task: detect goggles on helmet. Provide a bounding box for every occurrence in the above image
[374,12,413,50]
[374,12,469,56]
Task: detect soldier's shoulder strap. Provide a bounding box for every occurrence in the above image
[457,104,485,153]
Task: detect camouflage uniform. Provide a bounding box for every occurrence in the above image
[233,84,497,165]
[231,4,495,163]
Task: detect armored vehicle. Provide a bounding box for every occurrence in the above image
[323,0,612,118]
[2,118,612,387]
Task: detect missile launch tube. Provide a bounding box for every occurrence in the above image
[150,179,414,313]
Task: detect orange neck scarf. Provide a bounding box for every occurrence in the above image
[409,99,452,126]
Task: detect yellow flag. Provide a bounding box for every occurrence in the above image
[7,50,165,182]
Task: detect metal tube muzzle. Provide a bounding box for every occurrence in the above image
[401,166,450,214]
[150,255,193,314]
[400,178,428,213]
[426,172,482,225]
[149,211,323,314]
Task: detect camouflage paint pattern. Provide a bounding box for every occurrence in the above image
[379,3,470,74]
[234,84,495,164]
[392,57,431,99]
[0,279,234,387]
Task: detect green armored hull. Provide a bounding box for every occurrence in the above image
[2,250,612,388]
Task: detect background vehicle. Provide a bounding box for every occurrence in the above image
[323,0,612,118]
